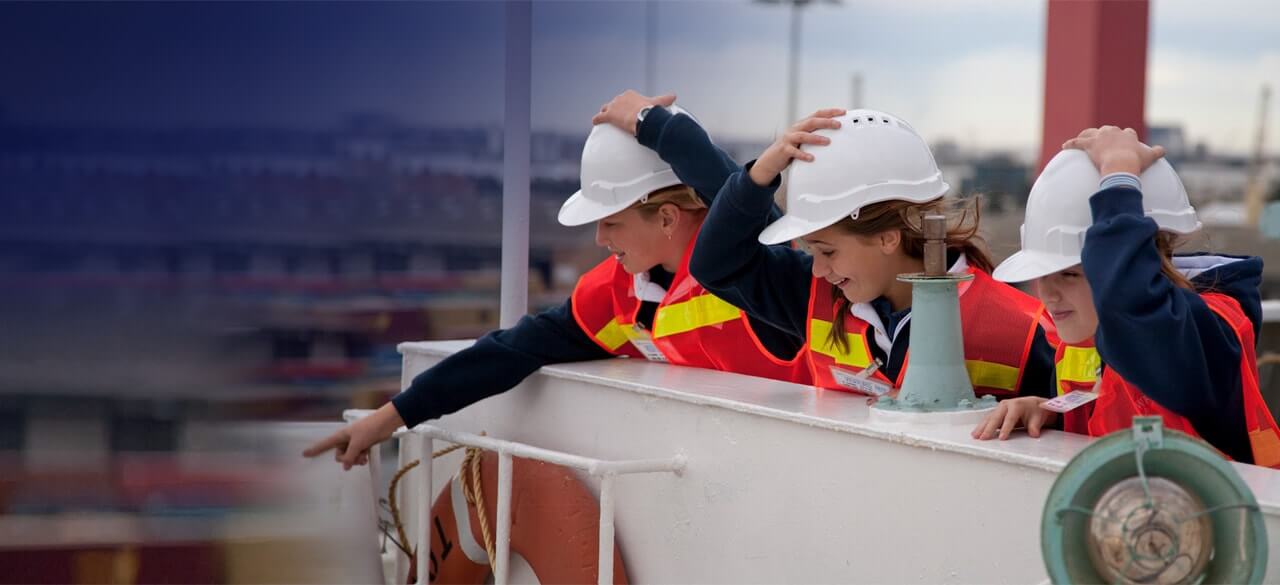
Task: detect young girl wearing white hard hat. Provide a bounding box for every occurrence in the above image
[305,107,808,469]
[685,109,1056,400]
[972,126,1280,468]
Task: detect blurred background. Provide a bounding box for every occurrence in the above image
[0,0,1277,582]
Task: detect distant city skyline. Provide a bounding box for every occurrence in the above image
[1,1,1277,158]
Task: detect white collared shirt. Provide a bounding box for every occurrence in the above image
[633,271,669,303]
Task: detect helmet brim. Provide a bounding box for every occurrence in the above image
[557,189,635,227]
[992,249,1081,283]
[759,183,950,246]
[758,212,848,246]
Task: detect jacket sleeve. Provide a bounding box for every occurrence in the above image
[390,297,612,427]
[688,163,814,338]
[637,107,781,222]
[1083,187,1244,419]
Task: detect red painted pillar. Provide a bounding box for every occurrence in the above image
[1040,0,1149,171]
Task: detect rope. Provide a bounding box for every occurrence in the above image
[387,460,419,557]
[461,446,497,571]
[432,442,467,459]
[386,434,497,574]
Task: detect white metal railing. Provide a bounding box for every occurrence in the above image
[1262,299,1280,323]
[343,410,686,585]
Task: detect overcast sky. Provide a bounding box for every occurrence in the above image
[2,1,1276,158]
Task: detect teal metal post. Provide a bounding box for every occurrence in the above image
[873,215,995,413]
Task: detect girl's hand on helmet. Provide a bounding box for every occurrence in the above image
[748,109,846,187]
[592,90,677,136]
[303,402,406,470]
[971,396,1057,441]
[1062,126,1166,176]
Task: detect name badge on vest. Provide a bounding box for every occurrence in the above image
[627,327,669,363]
[1040,390,1099,414]
[829,366,893,397]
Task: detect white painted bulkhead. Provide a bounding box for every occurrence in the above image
[393,340,1280,583]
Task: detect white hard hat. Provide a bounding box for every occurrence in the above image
[992,149,1201,283]
[557,107,693,227]
[759,109,949,245]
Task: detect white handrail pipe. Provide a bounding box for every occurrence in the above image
[598,474,617,585]
[494,452,514,585]
[415,435,433,585]
[341,410,685,585]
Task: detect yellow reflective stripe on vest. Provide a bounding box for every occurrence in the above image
[808,319,872,368]
[965,360,1020,392]
[1056,345,1101,386]
[652,294,742,338]
[594,318,631,352]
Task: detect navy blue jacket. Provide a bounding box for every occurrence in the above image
[1085,186,1264,463]
[689,162,1056,398]
[391,112,799,428]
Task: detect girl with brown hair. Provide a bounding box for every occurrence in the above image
[307,109,808,469]
[686,108,1055,398]
[973,127,1279,468]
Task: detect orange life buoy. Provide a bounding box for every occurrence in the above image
[417,451,628,584]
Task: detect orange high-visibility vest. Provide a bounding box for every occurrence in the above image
[1086,292,1280,468]
[1052,340,1102,434]
[570,231,811,384]
[805,265,1043,397]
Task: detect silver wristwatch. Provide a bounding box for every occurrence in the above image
[636,105,655,130]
